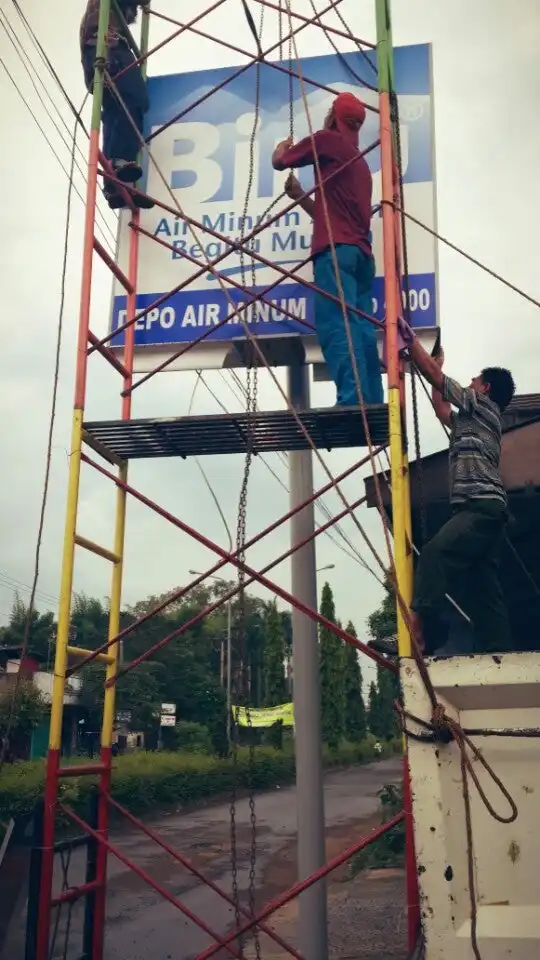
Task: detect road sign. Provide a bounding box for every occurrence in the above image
[160,703,176,715]
[160,715,176,727]
[115,710,132,726]
[111,45,438,372]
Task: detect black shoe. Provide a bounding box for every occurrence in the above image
[368,636,398,657]
[111,158,144,183]
[104,190,127,210]
[131,191,155,210]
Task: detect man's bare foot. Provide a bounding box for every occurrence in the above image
[408,609,425,653]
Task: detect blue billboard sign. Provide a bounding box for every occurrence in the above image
[111,44,437,361]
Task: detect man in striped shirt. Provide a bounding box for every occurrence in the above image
[405,330,515,655]
[80,1,153,209]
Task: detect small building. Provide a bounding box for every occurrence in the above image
[0,650,84,759]
[0,645,39,677]
[364,395,540,648]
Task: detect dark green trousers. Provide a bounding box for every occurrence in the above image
[412,499,513,654]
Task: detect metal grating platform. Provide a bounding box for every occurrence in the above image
[83,405,389,459]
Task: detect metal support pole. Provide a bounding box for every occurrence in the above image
[25,805,44,960]
[288,362,328,960]
[82,792,99,960]
[35,1,113,955]
[376,0,420,952]
[226,598,232,743]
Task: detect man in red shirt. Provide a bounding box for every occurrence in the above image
[81,1,153,209]
[272,93,383,406]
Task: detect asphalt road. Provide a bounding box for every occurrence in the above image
[7,757,402,960]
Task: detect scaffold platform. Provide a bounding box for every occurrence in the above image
[83,404,389,459]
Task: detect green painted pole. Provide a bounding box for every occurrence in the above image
[91,0,113,132]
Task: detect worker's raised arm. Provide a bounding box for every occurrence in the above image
[272,133,320,171]
[402,323,478,422]
[272,130,328,170]
[406,327,445,393]
[429,348,452,427]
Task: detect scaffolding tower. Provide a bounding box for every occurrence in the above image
[33,1,421,958]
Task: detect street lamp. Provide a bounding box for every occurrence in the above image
[316,563,335,573]
[189,570,232,742]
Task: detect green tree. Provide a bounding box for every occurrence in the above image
[368,583,400,740]
[367,580,397,643]
[70,593,109,651]
[0,679,47,753]
[343,622,366,742]
[79,661,165,735]
[262,601,286,707]
[0,582,295,757]
[367,680,382,736]
[376,665,400,740]
[261,600,287,750]
[319,582,345,750]
[0,595,57,666]
[279,610,292,658]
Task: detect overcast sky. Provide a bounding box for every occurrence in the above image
[0,0,538,683]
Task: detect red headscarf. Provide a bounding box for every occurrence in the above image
[332,92,366,146]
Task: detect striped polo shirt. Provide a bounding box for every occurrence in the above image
[443,376,506,506]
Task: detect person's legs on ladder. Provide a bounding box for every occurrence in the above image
[355,249,384,404]
[313,244,372,405]
[411,501,509,654]
[83,43,153,210]
[465,541,513,654]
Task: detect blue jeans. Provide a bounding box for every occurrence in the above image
[313,244,383,406]
[83,43,148,166]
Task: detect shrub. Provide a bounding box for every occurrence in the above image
[0,680,47,739]
[0,736,402,825]
[165,721,213,754]
[347,781,405,877]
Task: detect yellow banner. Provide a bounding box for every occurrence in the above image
[232,703,294,727]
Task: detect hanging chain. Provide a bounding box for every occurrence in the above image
[48,844,75,960]
[245,10,293,235]
[307,0,378,91]
[230,17,295,945]
[391,89,428,545]
[245,11,263,950]
[230,6,265,955]
[287,26,294,140]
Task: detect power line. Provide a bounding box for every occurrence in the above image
[0,55,116,255]
[216,368,380,571]
[0,574,59,609]
[201,370,383,579]
[8,0,87,131]
[190,370,376,583]
[391,202,540,311]
[0,109,77,773]
[311,4,540,598]
[18,0,534,629]
[306,0,378,91]
[0,9,117,251]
